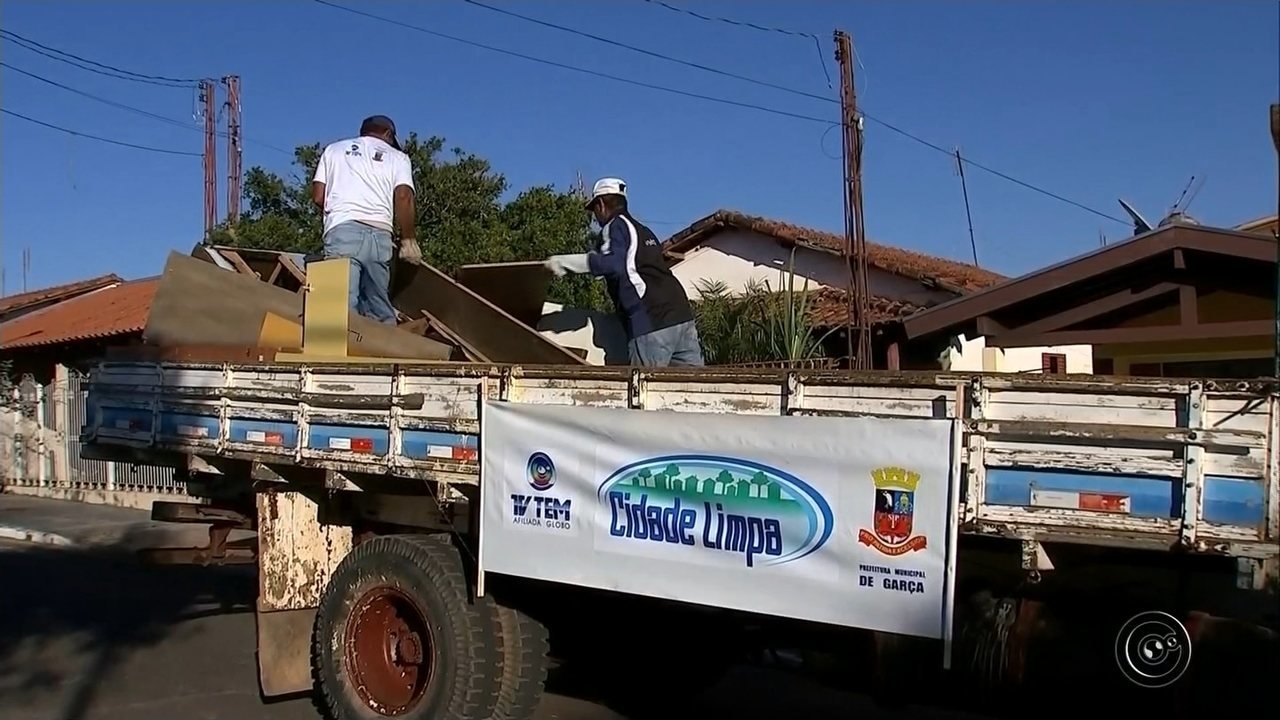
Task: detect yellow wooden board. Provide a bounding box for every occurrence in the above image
[259,312,303,352]
[303,258,350,357]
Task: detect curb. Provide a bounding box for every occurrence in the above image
[0,525,75,547]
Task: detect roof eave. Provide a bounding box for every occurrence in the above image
[900,223,1277,340]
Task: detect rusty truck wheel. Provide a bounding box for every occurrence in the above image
[313,534,501,720]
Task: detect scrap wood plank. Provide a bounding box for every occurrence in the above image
[106,344,279,363]
[415,309,489,363]
[219,249,260,279]
[455,261,552,327]
[146,252,452,361]
[390,259,585,365]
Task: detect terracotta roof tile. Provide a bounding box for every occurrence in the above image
[0,274,124,316]
[0,277,157,350]
[806,288,926,328]
[665,210,1005,295]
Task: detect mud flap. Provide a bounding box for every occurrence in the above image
[257,606,318,697]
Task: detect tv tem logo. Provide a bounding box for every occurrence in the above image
[1114,611,1192,688]
[509,452,574,532]
[527,452,556,491]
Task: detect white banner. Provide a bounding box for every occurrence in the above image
[479,401,957,640]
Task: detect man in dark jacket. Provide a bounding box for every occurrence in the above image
[545,178,704,367]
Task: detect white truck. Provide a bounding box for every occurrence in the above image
[80,360,1279,719]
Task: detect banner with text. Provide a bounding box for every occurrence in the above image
[479,401,957,639]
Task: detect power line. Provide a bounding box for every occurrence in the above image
[3,61,198,129]
[2,108,203,157]
[861,114,1129,225]
[312,0,834,126]
[314,0,1128,226]
[635,0,832,87]
[2,61,295,156]
[460,0,835,105]
[633,3,1117,223]
[0,29,200,88]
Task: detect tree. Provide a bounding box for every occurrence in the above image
[209,133,611,311]
[714,469,734,495]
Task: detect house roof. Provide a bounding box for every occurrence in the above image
[664,210,1006,295]
[900,222,1277,341]
[0,274,123,317]
[807,289,926,328]
[0,277,158,350]
[1235,214,1278,236]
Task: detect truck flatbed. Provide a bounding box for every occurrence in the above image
[82,361,1279,560]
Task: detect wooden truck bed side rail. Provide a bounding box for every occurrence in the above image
[80,361,1279,559]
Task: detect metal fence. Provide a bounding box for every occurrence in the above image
[3,371,188,496]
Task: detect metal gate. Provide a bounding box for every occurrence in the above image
[66,371,185,493]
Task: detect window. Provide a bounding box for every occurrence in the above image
[1041,353,1067,375]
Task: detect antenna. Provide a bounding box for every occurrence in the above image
[954,147,979,266]
[1117,198,1153,235]
[1171,175,1205,214]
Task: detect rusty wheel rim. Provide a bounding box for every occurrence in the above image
[343,585,435,715]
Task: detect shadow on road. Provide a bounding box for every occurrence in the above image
[0,530,256,720]
[2,530,1274,720]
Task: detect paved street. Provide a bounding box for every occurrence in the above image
[0,497,986,720]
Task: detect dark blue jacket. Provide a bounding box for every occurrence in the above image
[586,213,694,338]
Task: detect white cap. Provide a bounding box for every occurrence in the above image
[588,177,627,204]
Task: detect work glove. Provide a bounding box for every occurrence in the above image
[399,238,423,265]
[545,253,590,277]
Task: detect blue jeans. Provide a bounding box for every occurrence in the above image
[628,320,705,367]
[322,221,397,324]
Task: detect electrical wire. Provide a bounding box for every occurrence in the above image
[315,0,1128,226]
[459,0,836,105]
[634,3,1119,224]
[635,0,832,87]
[2,61,295,156]
[2,108,202,157]
[0,29,201,88]
[3,61,200,130]
[862,114,1129,224]
[312,0,834,126]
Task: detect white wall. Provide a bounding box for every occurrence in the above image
[669,229,954,307]
[945,334,1094,374]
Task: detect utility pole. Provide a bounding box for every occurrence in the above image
[223,75,243,225]
[835,30,872,371]
[1270,102,1278,378]
[200,79,218,242]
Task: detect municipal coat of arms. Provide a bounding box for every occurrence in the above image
[857,466,928,556]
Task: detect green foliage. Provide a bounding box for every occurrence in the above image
[209,133,612,312]
[691,249,836,366]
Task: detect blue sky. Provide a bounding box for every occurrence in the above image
[1,0,1277,292]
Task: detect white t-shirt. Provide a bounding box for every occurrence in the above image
[313,136,414,235]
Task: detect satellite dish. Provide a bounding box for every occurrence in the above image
[1118,198,1153,235]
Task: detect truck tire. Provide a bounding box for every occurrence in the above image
[312,534,501,720]
[490,605,550,720]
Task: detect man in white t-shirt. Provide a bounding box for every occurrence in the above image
[311,115,421,324]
